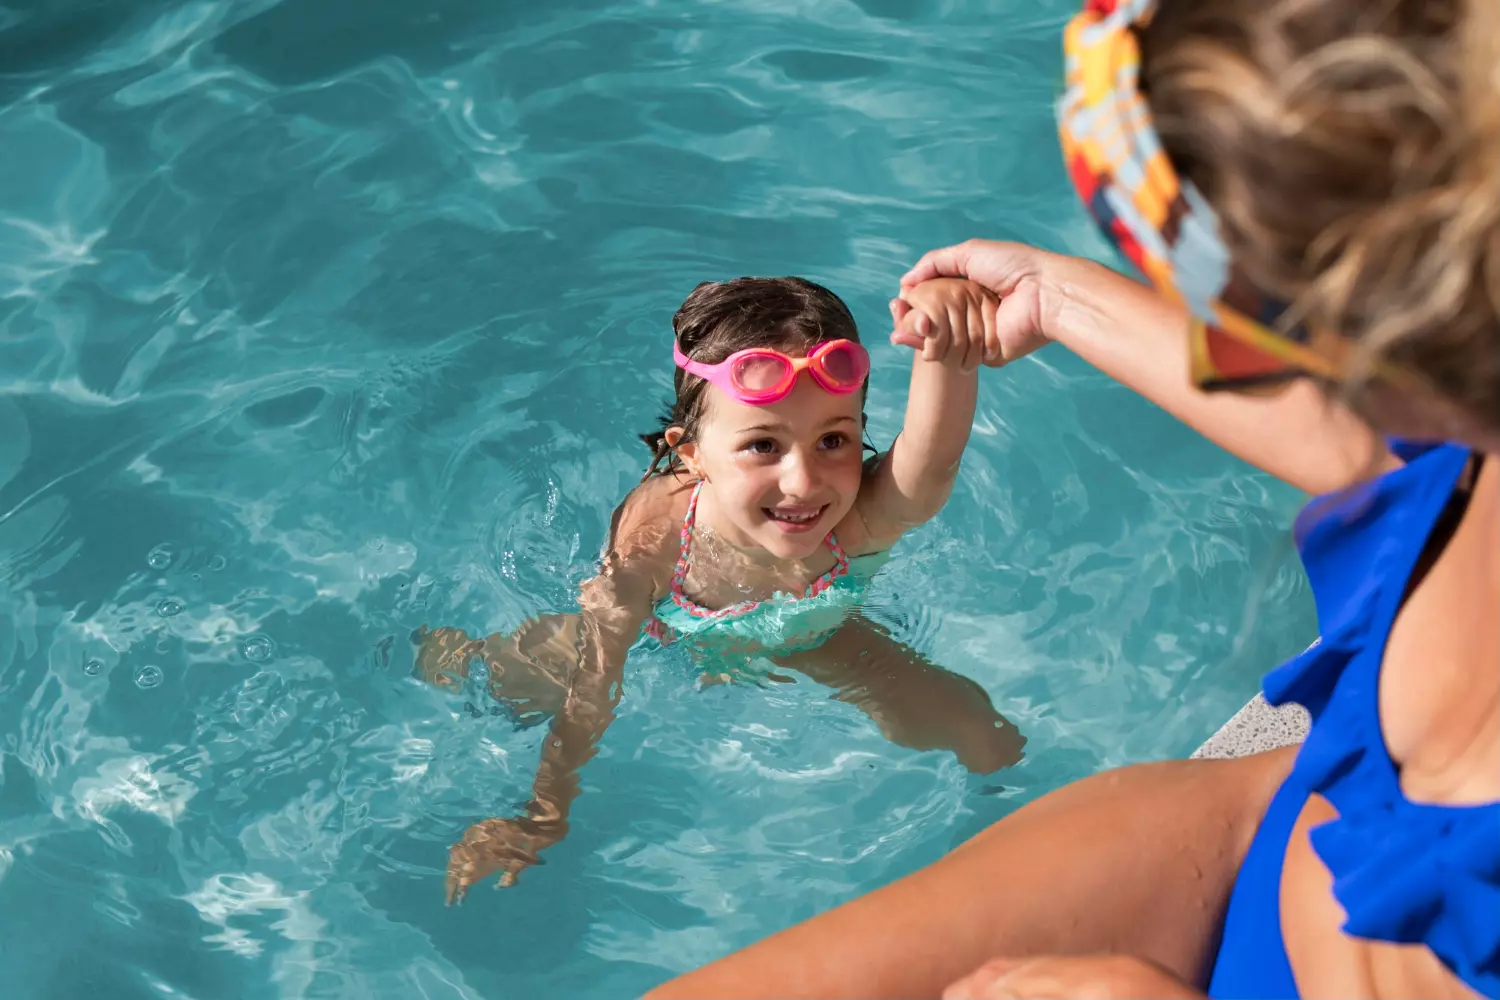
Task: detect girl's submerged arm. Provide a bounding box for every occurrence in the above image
[521,549,658,828]
[852,279,994,552]
[445,481,679,899]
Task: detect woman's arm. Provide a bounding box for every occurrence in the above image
[943,954,1205,1000]
[854,279,997,550]
[898,242,1398,496]
[1047,254,1397,494]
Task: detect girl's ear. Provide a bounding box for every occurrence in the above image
[666,427,705,479]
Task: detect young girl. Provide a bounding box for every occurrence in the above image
[418,275,1023,900]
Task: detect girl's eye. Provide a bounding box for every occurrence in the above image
[744,439,778,456]
[819,433,847,450]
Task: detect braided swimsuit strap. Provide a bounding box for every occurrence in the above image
[669,481,849,619]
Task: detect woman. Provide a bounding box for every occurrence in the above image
[647,0,1499,997]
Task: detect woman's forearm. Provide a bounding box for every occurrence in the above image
[1043,255,1397,495]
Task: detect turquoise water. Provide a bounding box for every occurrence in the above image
[0,1,1317,997]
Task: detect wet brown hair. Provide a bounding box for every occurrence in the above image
[640,277,868,480]
[1141,0,1500,429]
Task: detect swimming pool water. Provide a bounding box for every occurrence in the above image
[0,1,1318,997]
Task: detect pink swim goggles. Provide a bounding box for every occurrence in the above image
[673,339,870,406]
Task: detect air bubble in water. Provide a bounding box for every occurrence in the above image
[241,635,276,662]
[135,666,163,689]
[147,544,177,570]
[207,554,227,572]
[156,598,184,618]
[83,659,104,676]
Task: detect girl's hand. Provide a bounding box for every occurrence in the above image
[892,278,1001,371]
[893,240,1057,368]
[446,813,565,902]
[942,955,1204,1000]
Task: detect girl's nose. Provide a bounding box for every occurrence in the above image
[779,450,817,498]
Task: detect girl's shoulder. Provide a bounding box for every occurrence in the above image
[603,474,692,578]
[835,452,894,557]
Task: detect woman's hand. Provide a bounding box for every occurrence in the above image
[942,954,1204,1000]
[894,277,1001,371]
[446,812,566,902]
[895,238,1397,494]
[891,240,1058,368]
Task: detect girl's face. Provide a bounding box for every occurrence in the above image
[678,373,865,560]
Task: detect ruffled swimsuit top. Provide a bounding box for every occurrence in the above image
[1210,439,1500,998]
[642,481,888,658]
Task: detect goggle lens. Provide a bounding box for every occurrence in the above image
[817,342,867,386]
[731,353,792,393]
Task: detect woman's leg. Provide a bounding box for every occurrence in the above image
[646,745,1295,1000]
[778,616,1025,773]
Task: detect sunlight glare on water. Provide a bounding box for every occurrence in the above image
[0,1,1315,997]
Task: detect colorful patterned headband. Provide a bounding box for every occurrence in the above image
[1057,0,1356,389]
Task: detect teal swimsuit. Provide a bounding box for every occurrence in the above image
[642,482,888,668]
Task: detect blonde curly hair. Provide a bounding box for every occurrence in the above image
[1142,0,1500,429]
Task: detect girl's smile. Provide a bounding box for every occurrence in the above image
[677,375,865,560]
[764,503,829,533]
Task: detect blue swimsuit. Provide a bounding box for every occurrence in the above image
[1209,440,1500,998]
